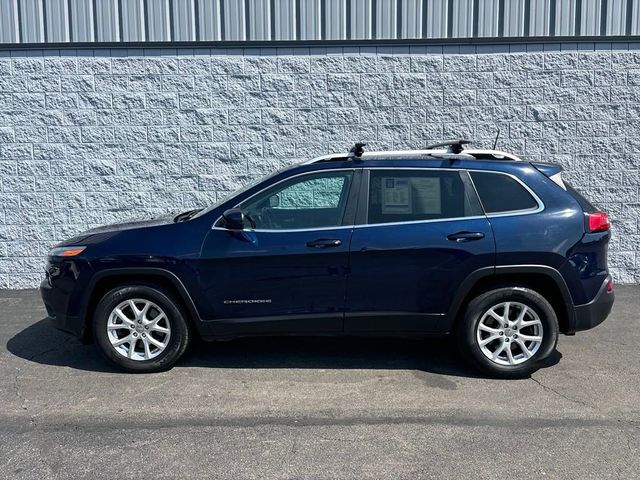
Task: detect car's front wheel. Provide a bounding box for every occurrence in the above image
[93,285,192,373]
[457,287,559,378]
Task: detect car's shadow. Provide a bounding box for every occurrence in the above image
[7,318,561,378]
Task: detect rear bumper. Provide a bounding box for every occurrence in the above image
[573,276,614,332]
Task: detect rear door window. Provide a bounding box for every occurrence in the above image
[367,170,481,224]
[469,171,539,214]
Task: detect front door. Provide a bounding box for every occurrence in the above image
[198,169,360,336]
[345,168,495,334]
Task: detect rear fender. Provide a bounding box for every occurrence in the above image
[446,265,576,333]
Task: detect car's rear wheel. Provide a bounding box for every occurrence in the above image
[457,287,558,379]
[93,285,192,373]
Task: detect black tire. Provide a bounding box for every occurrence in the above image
[93,284,192,373]
[456,287,559,379]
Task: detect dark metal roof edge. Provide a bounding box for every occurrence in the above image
[1,35,640,51]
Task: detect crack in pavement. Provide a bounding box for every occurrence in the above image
[10,336,76,416]
[530,376,595,410]
[12,367,25,408]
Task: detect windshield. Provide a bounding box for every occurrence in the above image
[191,166,292,219]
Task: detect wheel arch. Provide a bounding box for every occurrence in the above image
[80,268,202,343]
[447,265,576,334]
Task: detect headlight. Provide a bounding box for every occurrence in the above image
[50,246,86,257]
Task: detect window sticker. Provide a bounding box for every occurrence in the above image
[381,178,411,214]
[412,177,441,214]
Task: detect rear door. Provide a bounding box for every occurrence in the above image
[345,168,495,334]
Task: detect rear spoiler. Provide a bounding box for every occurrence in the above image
[531,162,566,190]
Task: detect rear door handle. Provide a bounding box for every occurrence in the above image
[306,238,342,248]
[447,231,485,242]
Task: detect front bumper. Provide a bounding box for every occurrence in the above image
[573,276,614,332]
[40,277,85,338]
[40,257,92,341]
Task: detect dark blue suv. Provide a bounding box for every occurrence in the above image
[40,140,614,378]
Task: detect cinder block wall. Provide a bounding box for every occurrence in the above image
[0,46,639,288]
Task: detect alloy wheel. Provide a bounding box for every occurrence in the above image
[106,299,171,361]
[475,301,543,366]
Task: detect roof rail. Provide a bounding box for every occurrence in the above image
[305,140,524,164]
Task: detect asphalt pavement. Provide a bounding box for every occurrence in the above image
[1,287,639,479]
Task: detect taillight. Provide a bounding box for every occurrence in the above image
[586,212,610,233]
[606,279,614,293]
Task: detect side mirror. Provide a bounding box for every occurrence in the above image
[221,208,246,230]
[268,194,280,208]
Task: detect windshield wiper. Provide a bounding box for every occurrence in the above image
[174,209,202,222]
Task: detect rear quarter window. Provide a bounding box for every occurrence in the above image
[564,182,597,213]
[470,171,539,214]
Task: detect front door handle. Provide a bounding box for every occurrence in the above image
[306,238,342,248]
[447,231,485,242]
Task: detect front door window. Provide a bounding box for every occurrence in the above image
[240,171,354,230]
